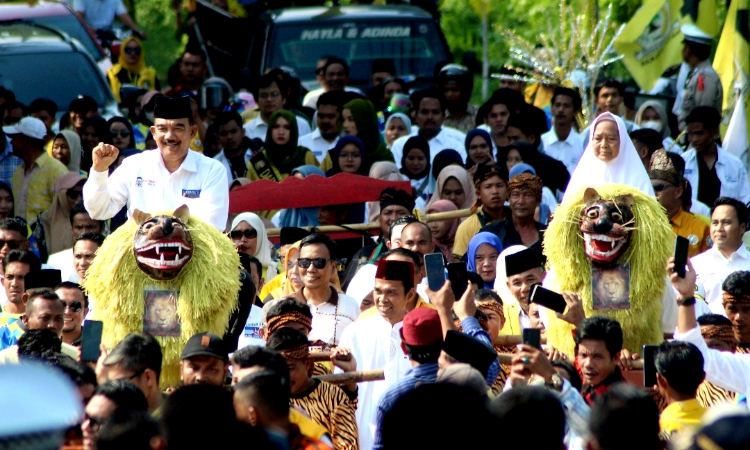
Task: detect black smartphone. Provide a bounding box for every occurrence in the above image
[81,320,103,363]
[642,344,659,387]
[673,236,690,278]
[522,328,541,349]
[530,285,567,314]
[424,252,446,292]
[446,262,468,301]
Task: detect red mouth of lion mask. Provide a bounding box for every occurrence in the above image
[579,188,635,264]
[133,205,194,280]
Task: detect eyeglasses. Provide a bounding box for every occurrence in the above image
[62,300,84,313]
[66,189,82,200]
[652,183,675,192]
[0,239,21,249]
[84,413,103,431]
[297,258,332,269]
[230,229,257,240]
[110,129,131,138]
[124,47,142,55]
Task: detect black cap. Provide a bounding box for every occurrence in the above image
[505,248,542,277]
[154,96,192,120]
[442,330,497,378]
[687,415,750,450]
[280,227,311,246]
[24,269,62,291]
[181,332,228,361]
[372,58,396,75]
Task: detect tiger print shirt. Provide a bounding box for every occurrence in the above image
[291,379,359,450]
[696,380,737,408]
[491,345,517,396]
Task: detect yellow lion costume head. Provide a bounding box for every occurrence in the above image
[543,184,672,356]
[84,207,241,388]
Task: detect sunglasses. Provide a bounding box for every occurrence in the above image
[230,229,257,240]
[124,47,142,55]
[66,189,82,200]
[110,129,131,138]
[62,300,84,313]
[297,258,332,269]
[0,239,21,249]
[652,183,675,192]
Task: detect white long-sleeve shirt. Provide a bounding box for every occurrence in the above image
[682,146,750,204]
[690,244,750,313]
[83,149,229,231]
[390,126,467,170]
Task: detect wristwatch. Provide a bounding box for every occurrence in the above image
[545,373,564,392]
[677,296,696,306]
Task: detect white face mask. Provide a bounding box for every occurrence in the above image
[640,120,662,132]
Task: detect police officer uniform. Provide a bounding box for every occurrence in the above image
[678,24,723,131]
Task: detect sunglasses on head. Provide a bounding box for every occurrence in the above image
[66,189,82,200]
[124,47,142,55]
[110,129,131,138]
[652,183,675,193]
[0,239,20,249]
[62,300,84,313]
[297,258,332,269]
[230,229,257,240]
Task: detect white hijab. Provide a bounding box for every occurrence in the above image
[231,213,276,278]
[564,113,655,201]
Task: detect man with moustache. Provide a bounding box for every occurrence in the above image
[83,96,229,231]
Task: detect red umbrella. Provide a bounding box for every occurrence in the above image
[229,173,413,213]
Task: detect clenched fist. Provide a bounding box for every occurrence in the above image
[92,143,120,173]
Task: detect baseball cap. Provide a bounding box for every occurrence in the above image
[181,332,228,361]
[3,117,47,140]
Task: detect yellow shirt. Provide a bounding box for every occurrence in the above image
[659,399,705,437]
[11,152,69,222]
[671,209,710,258]
[499,302,523,335]
[358,296,434,319]
[261,272,285,301]
[453,208,485,258]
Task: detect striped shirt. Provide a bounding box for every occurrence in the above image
[291,379,358,450]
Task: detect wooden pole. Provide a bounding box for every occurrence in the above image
[497,353,643,369]
[313,370,385,384]
[265,208,474,237]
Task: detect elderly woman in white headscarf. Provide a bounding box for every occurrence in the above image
[564,112,655,201]
[229,212,277,280]
[635,100,675,151]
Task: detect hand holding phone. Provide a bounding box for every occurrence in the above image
[446,262,468,301]
[673,236,689,278]
[522,328,541,350]
[530,285,567,314]
[425,253,446,292]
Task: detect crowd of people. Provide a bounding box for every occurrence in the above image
[3,2,750,450]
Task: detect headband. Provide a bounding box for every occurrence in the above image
[266,311,312,336]
[278,344,309,361]
[507,173,543,202]
[722,291,750,306]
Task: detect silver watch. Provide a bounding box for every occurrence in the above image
[545,373,564,392]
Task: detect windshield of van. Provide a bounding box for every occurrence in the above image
[31,15,104,60]
[268,19,449,89]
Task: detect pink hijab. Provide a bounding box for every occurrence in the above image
[426,200,459,262]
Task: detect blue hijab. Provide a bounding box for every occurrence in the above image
[464,128,493,169]
[466,232,504,289]
[278,166,326,228]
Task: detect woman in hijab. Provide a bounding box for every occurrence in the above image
[497,141,570,199]
[426,200,460,262]
[399,136,432,209]
[38,173,85,258]
[429,148,464,194]
[426,165,477,212]
[269,242,304,300]
[342,99,394,167]
[326,136,368,176]
[366,162,404,223]
[464,129,495,171]
[384,113,411,148]
[564,112,654,201]
[50,130,83,173]
[247,110,321,181]
[279,166,326,228]
[0,182,13,221]
[466,232,504,289]
[635,100,674,150]
[106,36,158,104]
[108,117,136,152]
[230,213,277,280]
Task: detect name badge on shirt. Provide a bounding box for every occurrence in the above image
[181,189,201,199]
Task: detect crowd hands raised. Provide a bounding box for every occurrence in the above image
[4,7,750,450]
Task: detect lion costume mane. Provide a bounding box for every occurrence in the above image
[85,209,241,388]
[543,184,672,356]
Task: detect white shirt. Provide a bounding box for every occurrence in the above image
[298,129,339,164]
[213,149,252,186]
[541,128,585,175]
[83,149,229,231]
[390,126,467,170]
[307,292,360,347]
[690,244,750,313]
[336,314,411,450]
[674,325,750,410]
[682,146,750,204]
[73,0,126,30]
[46,248,80,284]
[243,114,311,142]
[237,305,265,349]
[303,86,365,110]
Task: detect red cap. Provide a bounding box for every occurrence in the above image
[375,259,414,284]
[400,308,442,346]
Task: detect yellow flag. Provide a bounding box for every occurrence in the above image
[470,0,491,16]
[614,0,720,92]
